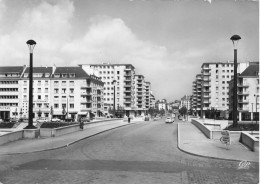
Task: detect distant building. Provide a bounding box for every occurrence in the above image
[180,95,191,110]
[229,64,259,121]
[80,63,154,117]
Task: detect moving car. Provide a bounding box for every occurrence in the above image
[165,117,174,124]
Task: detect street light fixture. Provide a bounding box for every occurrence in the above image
[254,94,258,124]
[230,35,241,127]
[25,39,37,129]
[112,80,117,118]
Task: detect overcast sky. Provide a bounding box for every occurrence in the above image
[0,0,258,101]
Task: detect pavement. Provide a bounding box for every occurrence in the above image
[178,122,259,163]
[0,119,259,163]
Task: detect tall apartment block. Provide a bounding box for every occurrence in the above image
[229,63,259,121]
[192,61,252,118]
[192,74,202,116]
[0,66,104,121]
[80,63,154,117]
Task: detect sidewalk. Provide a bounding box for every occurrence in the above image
[0,120,133,155]
[178,122,259,163]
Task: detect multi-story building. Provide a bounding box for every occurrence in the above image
[145,82,151,110]
[156,99,167,111]
[229,63,259,121]
[0,66,26,120]
[192,61,252,118]
[150,94,156,109]
[0,66,104,121]
[180,95,191,110]
[80,63,154,117]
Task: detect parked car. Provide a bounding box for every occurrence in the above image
[165,117,174,124]
[10,118,19,123]
[81,117,90,122]
[37,118,48,123]
[51,118,61,122]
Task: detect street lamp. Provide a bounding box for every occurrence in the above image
[112,80,117,118]
[230,35,241,127]
[25,39,36,129]
[254,94,258,124]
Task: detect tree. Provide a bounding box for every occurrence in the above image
[50,106,53,120]
[62,106,66,120]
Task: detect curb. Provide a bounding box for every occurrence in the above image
[0,122,135,155]
[177,123,259,164]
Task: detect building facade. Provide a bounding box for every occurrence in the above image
[192,61,252,118]
[229,64,259,121]
[0,66,104,121]
[80,63,154,117]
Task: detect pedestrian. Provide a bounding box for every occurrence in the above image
[128,116,131,123]
[80,118,84,130]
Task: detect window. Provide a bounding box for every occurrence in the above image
[216,75,218,79]
[38,88,41,93]
[54,81,59,86]
[54,89,59,94]
[216,87,219,90]
[45,88,48,93]
[222,81,225,84]
[38,95,41,100]
[216,64,218,68]
[62,104,66,108]
[222,75,225,78]
[117,71,120,74]
[23,88,27,93]
[62,81,66,86]
[216,70,218,73]
[62,88,66,93]
[45,95,48,100]
[222,70,225,73]
[69,81,74,86]
[70,104,74,108]
[45,81,48,86]
[37,81,41,86]
[70,88,74,94]
[54,104,59,108]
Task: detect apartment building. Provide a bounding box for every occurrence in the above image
[0,66,25,120]
[229,64,259,121]
[196,61,252,118]
[150,94,156,109]
[0,66,104,121]
[80,63,154,117]
[145,82,151,110]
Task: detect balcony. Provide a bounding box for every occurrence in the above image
[203,72,210,76]
[203,101,210,104]
[203,77,210,81]
[81,84,92,88]
[124,67,132,71]
[238,99,249,104]
[124,78,132,82]
[237,91,249,96]
[124,95,131,99]
[81,99,92,103]
[203,66,210,70]
[238,83,249,87]
[203,94,210,98]
[238,107,249,111]
[124,101,131,104]
[203,82,211,87]
[124,73,131,77]
[81,92,92,96]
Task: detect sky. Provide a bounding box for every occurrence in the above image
[0,0,258,101]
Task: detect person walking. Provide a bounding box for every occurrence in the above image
[128,116,131,123]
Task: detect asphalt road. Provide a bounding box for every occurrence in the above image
[0,118,259,184]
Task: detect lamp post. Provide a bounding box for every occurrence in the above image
[230,35,241,127]
[254,94,258,124]
[25,40,36,129]
[112,80,116,118]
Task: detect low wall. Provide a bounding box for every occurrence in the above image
[40,119,123,137]
[0,130,23,145]
[191,119,211,138]
[240,132,259,152]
